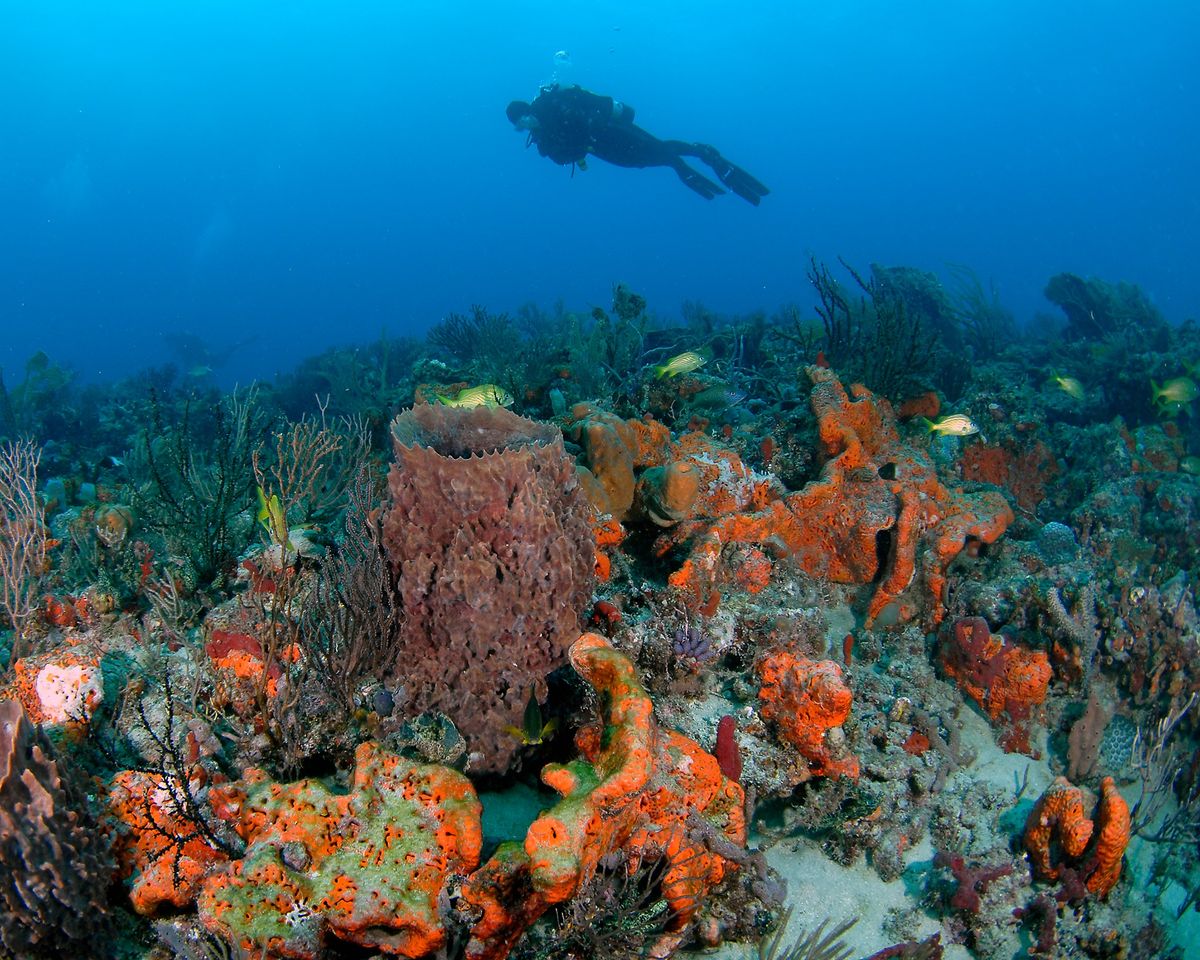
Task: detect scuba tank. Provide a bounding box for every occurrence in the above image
[611,99,635,124]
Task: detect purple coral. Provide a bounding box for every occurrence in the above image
[674,624,715,663]
[1014,893,1057,955]
[934,850,1014,913]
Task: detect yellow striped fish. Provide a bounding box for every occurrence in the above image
[921,414,980,438]
[654,351,707,378]
[436,384,515,409]
[1152,376,1197,409]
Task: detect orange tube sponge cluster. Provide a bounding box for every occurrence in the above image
[567,405,779,529]
[755,651,859,779]
[1022,775,1129,898]
[592,515,626,582]
[567,405,673,520]
[461,633,746,960]
[1023,777,1093,882]
[661,367,1012,627]
[195,744,482,959]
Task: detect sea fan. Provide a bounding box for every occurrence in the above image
[758,907,858,960]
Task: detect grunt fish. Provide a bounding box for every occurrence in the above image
[1151,376,1197,409]
[690,384,747,410]
[921,414,980,438]
[436,384,515,409]
[1052,374,1086,401]
[255,485,289,546]
[654,351,707,378]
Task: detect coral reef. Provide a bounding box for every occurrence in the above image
[3,274,1198,960]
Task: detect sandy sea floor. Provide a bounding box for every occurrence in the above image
[690,702,1200,960]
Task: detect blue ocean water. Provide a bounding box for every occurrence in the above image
[1,0,1196,384]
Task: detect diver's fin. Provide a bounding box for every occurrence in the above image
[720,163,769,205]
[698,147,769,206]
[675,163,725,200]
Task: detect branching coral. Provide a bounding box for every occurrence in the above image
[298,467,404,713]
[804,258,930,402]
[0,438,47,666]
[132,388,262,591]
[933,851,1013,913]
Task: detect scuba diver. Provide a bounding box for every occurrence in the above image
[506,84,769,205]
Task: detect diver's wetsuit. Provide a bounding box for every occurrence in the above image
[513,84,769,205]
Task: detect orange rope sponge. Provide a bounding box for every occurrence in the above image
[1085,776,1130,898]
[1023,775,1129,899]
[1024,777,1093,882]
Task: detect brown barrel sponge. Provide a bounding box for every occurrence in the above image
[382,404,594,774]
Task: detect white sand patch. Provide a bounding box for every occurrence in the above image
[823,602,858,654]
[694,831,968,959]
[953,701,1054,798]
